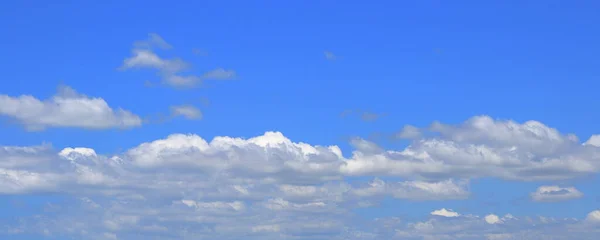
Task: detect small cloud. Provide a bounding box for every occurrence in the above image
[134,33,172,50]
[120,49,189,73]
[324,51,337,60]
[340,109,385,122]
[485,214,502,224]
[396,125,422,139]
[360,112,384,122]
[170,105,202,120]
[430,208,460,217]
[530,186,583,202]
[584,135,600,147]
[349,138,383,154]
[164,75,201,87]
[202,68,236,80]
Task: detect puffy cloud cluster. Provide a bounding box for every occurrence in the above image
[344,116,600,181]
[1,115,600,239]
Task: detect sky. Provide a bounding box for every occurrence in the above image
[1,0,600,239]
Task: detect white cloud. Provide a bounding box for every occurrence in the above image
[120,34,236,88]
[170,105,202,120]
[59,147,98,160]
[0,168,63,194]
[530,186,583,202]
[584,135,600,147]
[0,85,141,130]
[124,132,345,184]
[121,49,189,73]
[396,125,422,139]
[586,210,600,223]
[485,214,502,224]
[431,208,460,217]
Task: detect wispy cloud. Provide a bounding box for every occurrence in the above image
[202,68,236,80]
[120,33,236,88]
[324,51,337,60]
[170,105,202,120]
[340,109,386,122]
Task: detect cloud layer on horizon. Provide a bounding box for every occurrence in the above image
[1,115,600,239]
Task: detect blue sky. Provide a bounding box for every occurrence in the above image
[1,1,600,239]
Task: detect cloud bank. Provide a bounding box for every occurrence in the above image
[1,115,600,239]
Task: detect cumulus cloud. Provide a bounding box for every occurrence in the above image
[530,186,584,202]
[431,208,460,217]
[0,85,142,130]
[120,33,236,88]
[586,210,600,223]
[484,214,502,224]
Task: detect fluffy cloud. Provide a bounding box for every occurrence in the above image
[530,186,584,202]
[2,115,600,239]
[342,115,600,181]
[120,33,236,87]
[584,135,600,147]
[586,210,600,222]
[0,85,141,130]
[484,214,502,224]
[431,208,460,217]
